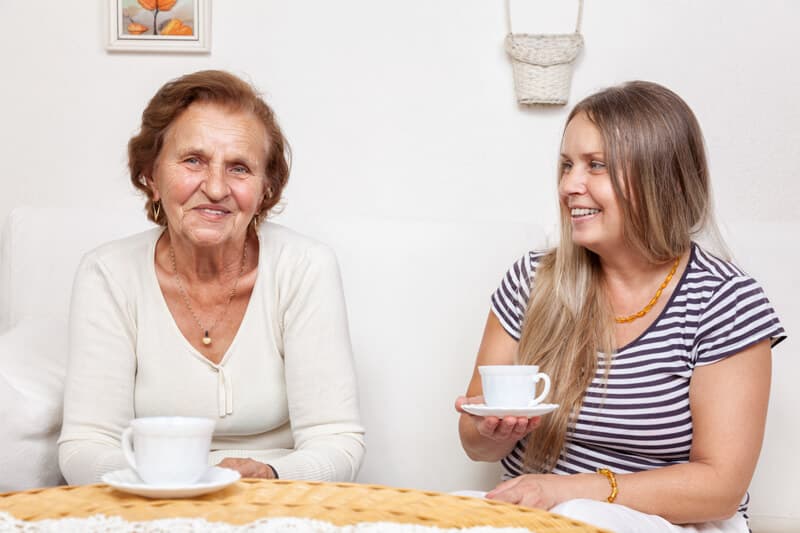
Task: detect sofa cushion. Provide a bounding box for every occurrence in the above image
[278,213,551,491]
[0,317,68,490]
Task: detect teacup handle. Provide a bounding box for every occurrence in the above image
[530,373,551,404]
[120,427,138,471]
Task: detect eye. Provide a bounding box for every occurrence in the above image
[183,156,201,166]
[560,160,573,173]
[229,165,251,177]
[589,160,607,171]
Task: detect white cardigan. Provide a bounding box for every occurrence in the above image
[58,223,365,485]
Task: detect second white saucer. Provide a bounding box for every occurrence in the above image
[102,466,240,499]
[461,403,558,418]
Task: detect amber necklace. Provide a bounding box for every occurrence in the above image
[614,257,680,324]
[169,241,247,346]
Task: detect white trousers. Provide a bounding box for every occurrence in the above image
[550,499,749,533]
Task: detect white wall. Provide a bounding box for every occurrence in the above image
[1,0,798,525]
[5,1,796,230]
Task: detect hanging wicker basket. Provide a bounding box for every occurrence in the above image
[505,0,584,105]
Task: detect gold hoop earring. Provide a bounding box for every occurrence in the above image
[152,201,161,222]
[252,213,261,230]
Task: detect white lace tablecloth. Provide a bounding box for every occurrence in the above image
[0,512,533,533]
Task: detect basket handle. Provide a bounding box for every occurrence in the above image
[505,0,584,35]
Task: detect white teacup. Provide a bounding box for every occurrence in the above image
[121,416,215,485]
[479,365,551,407]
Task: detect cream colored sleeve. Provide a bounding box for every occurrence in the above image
[266,243,365,481]
[57,252,135,485]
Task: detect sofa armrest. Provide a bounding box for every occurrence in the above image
[0,318,68,490]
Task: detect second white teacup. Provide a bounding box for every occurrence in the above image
[479,365,551,407]
[121,416,215,485]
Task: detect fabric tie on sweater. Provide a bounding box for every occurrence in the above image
[216,365,233,417]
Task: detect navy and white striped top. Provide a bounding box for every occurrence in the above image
[491,243,786,516]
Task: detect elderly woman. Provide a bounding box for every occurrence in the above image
[58,70,364,484]
[456,82,785,532]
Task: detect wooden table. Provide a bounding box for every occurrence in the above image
[0,479,609,532]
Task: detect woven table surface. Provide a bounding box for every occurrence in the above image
[0,479,608,532]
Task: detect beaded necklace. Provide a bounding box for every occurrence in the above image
[614,257,680,324]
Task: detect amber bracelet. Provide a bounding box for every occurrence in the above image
[597,467,618,503]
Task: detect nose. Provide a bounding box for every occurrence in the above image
[201,162,231,201]
[558,165,587,197]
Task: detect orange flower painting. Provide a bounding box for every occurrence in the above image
[120,0,195,38]
[108,0,209,52]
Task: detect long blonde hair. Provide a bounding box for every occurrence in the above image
[519,81,713,471]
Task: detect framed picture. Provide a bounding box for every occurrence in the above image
[106,0,211,53]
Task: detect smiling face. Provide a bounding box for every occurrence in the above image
[558,112,625,256]
[149,101,268,250]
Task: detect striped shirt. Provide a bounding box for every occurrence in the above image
[491,243,786,517]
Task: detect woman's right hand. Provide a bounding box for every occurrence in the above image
[217,457,276,479]
[458,311,532,462]
[455,395,541,443]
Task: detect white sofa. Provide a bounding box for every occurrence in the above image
[0,207,796,532]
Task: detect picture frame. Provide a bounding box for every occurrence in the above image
[106,0,211,53]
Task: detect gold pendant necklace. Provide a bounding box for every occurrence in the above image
[169,240,248,346]
[614,257,680,324]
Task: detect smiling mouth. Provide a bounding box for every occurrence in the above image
[195,207,230,216]
[571,208,601,218]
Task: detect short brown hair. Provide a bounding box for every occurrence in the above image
[128,70,291,225]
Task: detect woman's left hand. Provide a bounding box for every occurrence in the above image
[217,457,276,478]
[487,474,575,509]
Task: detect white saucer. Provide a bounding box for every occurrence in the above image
[102,466,240,498]
[461,403,559,418]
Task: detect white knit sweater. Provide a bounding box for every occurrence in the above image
[58,223,364,485]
